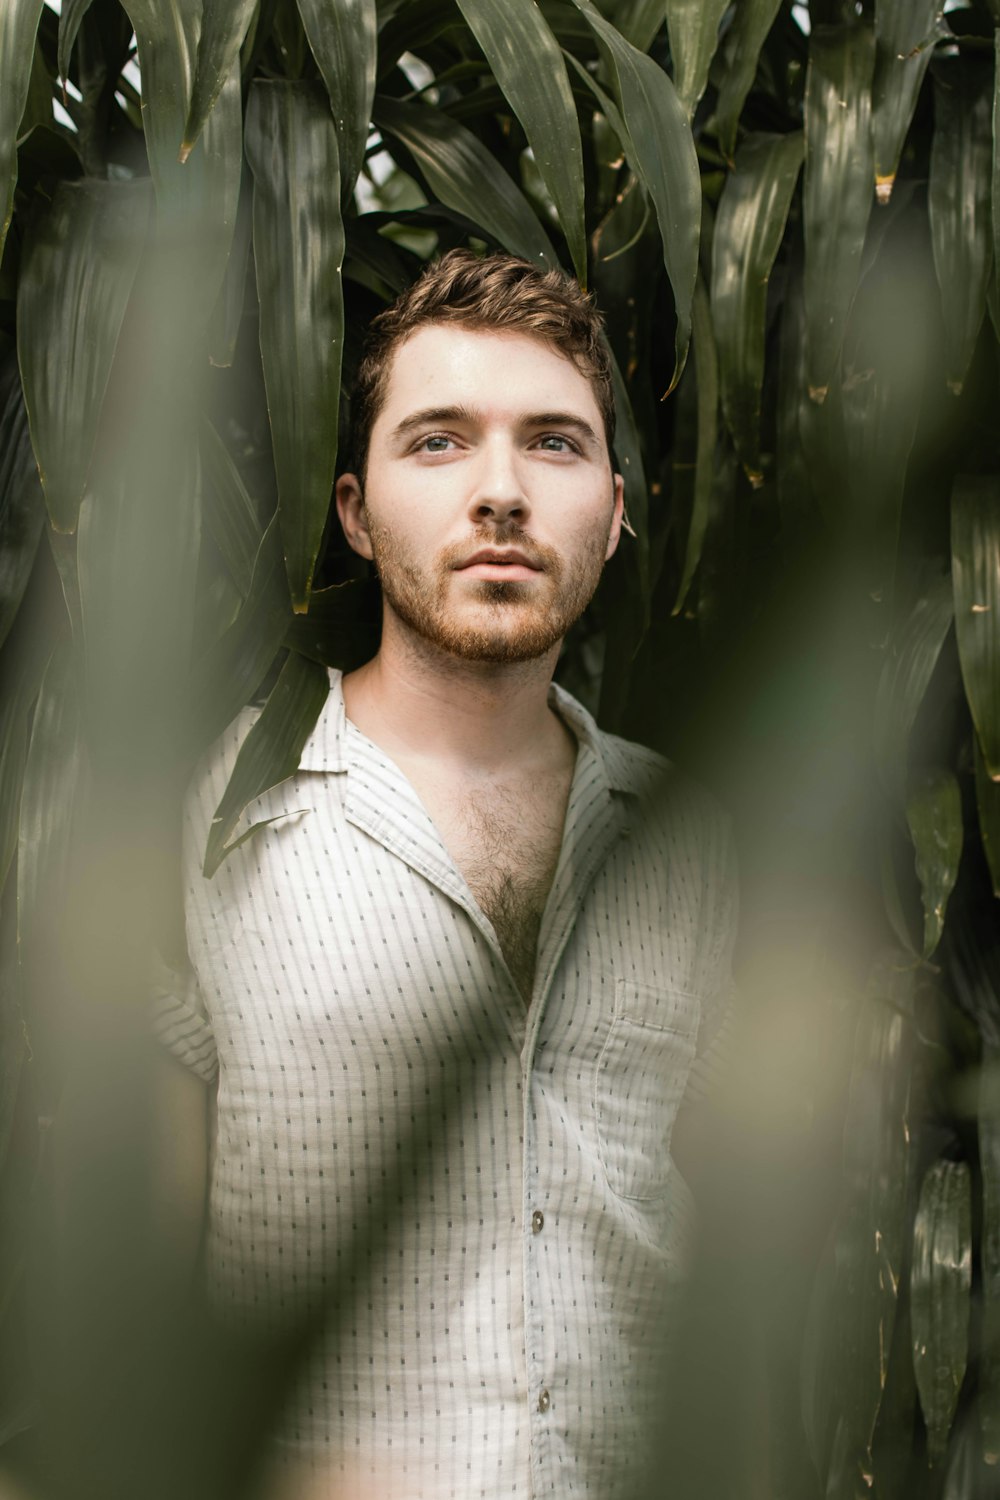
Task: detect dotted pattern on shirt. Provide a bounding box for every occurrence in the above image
[152,671,739,1500]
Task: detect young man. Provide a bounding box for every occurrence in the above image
[154,251,738,1498]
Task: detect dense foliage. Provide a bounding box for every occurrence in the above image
[1,0,1000,1496]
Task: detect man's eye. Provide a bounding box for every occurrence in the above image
[537,433,577,453]
[418,434,453,453]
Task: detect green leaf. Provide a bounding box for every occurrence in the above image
[297,0,377,203]
[873,574,954,799]
[0,649,42,896]
[872,0,943,203]
[711,130,804,484]
[929,57,993,395]
[57,0,96,87]
[611,0,665,53]
[665,0,728,120]
[16,179,151,535]
[673,275,717,614]
[951,474,1000,779]
[246,80,345,612]
[204,651,329,877]
[125,0,243,317]
[0,0,45,260]
[803,21,876,401]
[568,0,700,390]
[980,1044,1000,1464]
[911,1159,972,1466]
[17,637,86,953]
[374,94,557,268]
[199,417,261,602]
[454,0,586,284]
[208,158,253,369]
[714,0,783,161]
[188,516,291,751]
[608,349,649,610]
[974,737,1000,899]
[180,0,257,162]
[285,579,381,672]
[905,768,963,957]
[0,360,45,656]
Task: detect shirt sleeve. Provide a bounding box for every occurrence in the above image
[148,946,218,1084]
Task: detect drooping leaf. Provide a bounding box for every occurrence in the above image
[374,95,557,268]
[0,646,45,896]
[714,0,783,160]
[204,651,329,877]
[57,0,96,88]
[673,275,717,614]
[208,158,253,369]
[0,360,45,656]
[16,637,86,953]
[872,0,943,204]
[665,0,728,120]
[911,1159,972,1466]
[199,418,261,602]
[608,349,649,612]
[905,768,963,957]
[297,0,377,204]
[711,130,804,484]
[181,0,257,162]
[980,1044,1000,1464]
[612,0,665,52]
[0,0,45,260]
[803,21,876,401]
[951,474,1000,779]
[285,579,381,673]
[975,737,1000,899]
[929,57,993,395]
[873,574,954,799]
[454,0,586,283]
[568,0,700,390]
[17,178,151,535]
[246,80,345,612]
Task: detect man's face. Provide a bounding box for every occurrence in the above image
[336,325,624,664]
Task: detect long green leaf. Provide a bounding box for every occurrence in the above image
[714,0,783,160]
[568,0,700,390]
[57,0,96,87]
[208,158,253,369]
[607,349,649,617]
[873,574,954,799]
[285,579,381,673]
[125,0,242,317]
[872,0,942,203]
[0,650,43,896]
[975,738,1000,899]
[929,58,993,395]
[803,22,876,401]
[297,0,377,203]
[665,0,728,120]
[199,417,261,601]
[905,768,963,958]
[181,0,257,162]
[911,1159,972,1466]
[454,0,586,284]
[0,361,45,656]
[980,1044,1000,1464]
[374,94,556,268]
[17,179,151,535]
[711,131,804,484]
[673,275,716,614]
[0,0,45,260]
[204,651,329,877]
[246,80,344,612]
[952,474,1000,780]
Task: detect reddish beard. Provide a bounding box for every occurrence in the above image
[364,515,609,663]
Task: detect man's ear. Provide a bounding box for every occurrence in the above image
[605,473,625,561]
[335,473,374,561]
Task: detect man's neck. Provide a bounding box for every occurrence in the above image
[341,615,573,780]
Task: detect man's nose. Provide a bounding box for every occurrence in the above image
[467,441,531,525]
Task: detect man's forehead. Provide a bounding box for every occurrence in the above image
[376,323,601,423]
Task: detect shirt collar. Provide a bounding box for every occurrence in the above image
[297,666,643,795]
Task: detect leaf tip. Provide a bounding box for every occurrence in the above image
[808,384,828,405]
[178,140,194,166]
[875,174,894,206]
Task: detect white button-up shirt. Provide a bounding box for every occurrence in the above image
[154,669,738,1499]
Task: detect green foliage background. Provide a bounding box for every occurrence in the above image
[1,0,1000,1496]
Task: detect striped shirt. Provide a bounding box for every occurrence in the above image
[154,668,738,1498]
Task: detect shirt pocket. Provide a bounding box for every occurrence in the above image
[594,980,700,1202]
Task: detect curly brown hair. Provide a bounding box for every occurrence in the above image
[348,249,615,478]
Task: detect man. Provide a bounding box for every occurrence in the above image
[153,250,738,1498]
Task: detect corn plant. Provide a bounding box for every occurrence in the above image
[1,1,1000,1497]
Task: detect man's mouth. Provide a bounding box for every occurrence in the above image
[455,548,544,581]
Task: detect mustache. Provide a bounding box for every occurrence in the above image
[438,524,559,575]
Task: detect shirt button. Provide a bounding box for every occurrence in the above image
[531,1209,544,1234]
[538,1389,551,1413]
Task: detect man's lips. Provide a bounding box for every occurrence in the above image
[454,548,544,580]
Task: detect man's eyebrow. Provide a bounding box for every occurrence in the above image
[523,411,601,447]
[389,406,479,441]
[388,406,602,448]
